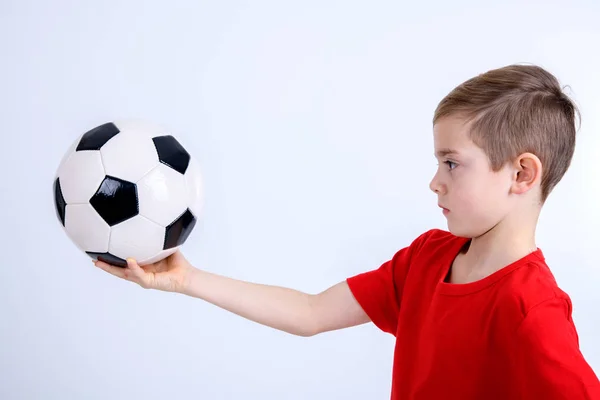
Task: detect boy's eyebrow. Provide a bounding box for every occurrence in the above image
[435,148,460,158]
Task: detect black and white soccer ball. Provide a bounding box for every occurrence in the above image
[53,120,203,267]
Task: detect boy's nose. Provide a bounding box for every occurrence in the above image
[429,175,442,194]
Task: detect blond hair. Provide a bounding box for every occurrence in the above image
[433,64,580,203]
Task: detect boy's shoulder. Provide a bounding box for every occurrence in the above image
[405,227,466,260]
[409,228,569,317]
[403,227,458,251]
[492,251,571,323]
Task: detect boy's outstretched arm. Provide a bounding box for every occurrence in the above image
[183,270,369,336]
[93,251,370,337]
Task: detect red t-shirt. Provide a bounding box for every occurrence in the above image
[347,229,600,399]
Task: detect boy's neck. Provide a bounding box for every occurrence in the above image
[450,214,540,284]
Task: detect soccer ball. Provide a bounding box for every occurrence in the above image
[53,120,203,267]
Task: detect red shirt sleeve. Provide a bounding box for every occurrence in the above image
[346,231,429,335]
[511,296,600,399]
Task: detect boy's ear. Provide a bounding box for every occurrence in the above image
[511,152,542,195]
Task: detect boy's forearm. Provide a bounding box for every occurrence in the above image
[179,267,318,337]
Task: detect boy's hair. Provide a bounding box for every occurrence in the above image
[433,64,580,204]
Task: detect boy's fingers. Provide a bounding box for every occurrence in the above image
[93,258,152,288]
[125,258,147,281]
[126,258,154,288]
[93,259,130,280]
[126,258,142,273]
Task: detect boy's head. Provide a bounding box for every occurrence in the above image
[429,64,579,237]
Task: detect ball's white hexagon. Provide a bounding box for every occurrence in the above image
[55,134,82,180]
[137,163,189,227]
[64,204,110,252]
[113,119,169,139]
[100,129,159,183]
[57,150,105,203]
[108,215,166,262]
[138,247,178,266]
[184,156,204,219]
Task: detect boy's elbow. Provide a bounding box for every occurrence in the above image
[295,324,320,337]
[294,294,322,337]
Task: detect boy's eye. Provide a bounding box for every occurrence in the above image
[444,160,457,170]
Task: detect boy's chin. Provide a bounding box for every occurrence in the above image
[447,219,502,239]
[446,221,478,239]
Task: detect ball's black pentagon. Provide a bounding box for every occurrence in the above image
[53,177,66,226]
[89,176,138,226]
[76,122,120,151]
[86,251,127,268]
[152,135,190,174]
[164,208,196,249]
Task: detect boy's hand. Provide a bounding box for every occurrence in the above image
[93,251,194,293]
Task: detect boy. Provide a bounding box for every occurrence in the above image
[93,64,600,399]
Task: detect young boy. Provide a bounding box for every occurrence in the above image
[93,64,600,399]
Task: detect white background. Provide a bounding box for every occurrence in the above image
[1,1,599,399]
